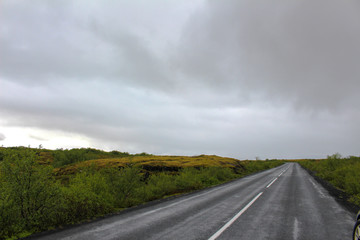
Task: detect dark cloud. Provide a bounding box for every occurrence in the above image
[175,0,360,111]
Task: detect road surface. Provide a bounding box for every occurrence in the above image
[32,163,355,240]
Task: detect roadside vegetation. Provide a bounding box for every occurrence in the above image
[0,147,283,239]
[298,154,360,207]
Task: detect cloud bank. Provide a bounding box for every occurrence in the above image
[0,0,359,158]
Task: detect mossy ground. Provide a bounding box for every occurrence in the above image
[54,155,245,176]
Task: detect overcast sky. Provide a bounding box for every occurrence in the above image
[1,0,360,159]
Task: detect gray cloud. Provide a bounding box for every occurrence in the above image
[0,133,5,141]
[0,0,174,92]
[175,0,360,111]
[0,0,359,158]
[29,135,48,141]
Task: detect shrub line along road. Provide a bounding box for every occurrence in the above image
[31,163,355,240]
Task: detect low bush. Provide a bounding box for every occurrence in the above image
[0,149,63,239]
[142,173,177,200]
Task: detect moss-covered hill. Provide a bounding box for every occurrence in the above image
[54,155,246,176]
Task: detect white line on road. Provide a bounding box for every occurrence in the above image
[293,218,300,240]
[308,178,328,199]
[266,178,278,188]
[277,166,289,177]
[208,192,263,240]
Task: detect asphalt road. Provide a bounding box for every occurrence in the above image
[32,163,355,240]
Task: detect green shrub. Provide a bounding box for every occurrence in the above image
[299,156,360,206]
[175,168,204,191]
[62,174,114,223]
[144,173,177,200]
[0,149,62,239]
[103,166,143,207]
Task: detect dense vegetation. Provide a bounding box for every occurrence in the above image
[298,154,360,206]
[0,147,283,239]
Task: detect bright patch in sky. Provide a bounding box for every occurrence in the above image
[0,126,91,150]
